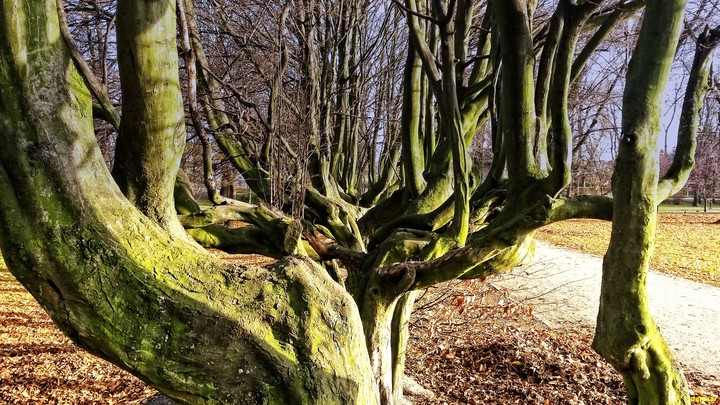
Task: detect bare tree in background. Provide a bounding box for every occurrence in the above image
[2,0,720,404]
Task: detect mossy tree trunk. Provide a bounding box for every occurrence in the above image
[592,2,720,405]
[2,0,718,404]
[0,1,375,403]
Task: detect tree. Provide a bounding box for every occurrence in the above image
[0,0,718,404]
[596,11,720,404]
[688,98,720,210]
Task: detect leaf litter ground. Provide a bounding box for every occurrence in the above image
[536,213,720,287]
[405,280,717,404]
[1,235,718,403]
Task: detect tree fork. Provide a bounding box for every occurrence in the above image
[0,1,377,402]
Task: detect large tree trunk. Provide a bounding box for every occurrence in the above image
[111,0,187,237]
[0,1,375,403]
[593,0,690,403]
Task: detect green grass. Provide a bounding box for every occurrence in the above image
[537,213,720,287]
[658,203,719,213]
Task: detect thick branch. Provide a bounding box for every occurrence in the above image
[57,1,120,130]
[403,0,442,84]
[400,44,427,197]
[376,191,613,291]
[657,25,720,201]
[492,0,539,184]
[303,226,368,265]
[547,1,600,194]
[112,0,187,236]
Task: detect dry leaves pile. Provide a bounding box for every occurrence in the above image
[405,280,716,404]
[1,250,717,403]
[537,213,720,287]
[405,280,626,404]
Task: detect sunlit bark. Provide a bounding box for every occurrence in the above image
[2,0,718,403]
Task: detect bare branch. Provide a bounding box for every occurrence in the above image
[57,1,120,130]
[391,0,442,25]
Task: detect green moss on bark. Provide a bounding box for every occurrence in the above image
[0,2,376,403]
[593,0,690,402]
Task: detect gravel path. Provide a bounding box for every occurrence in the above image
[491,241,720,385]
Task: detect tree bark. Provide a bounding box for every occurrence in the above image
[0,1,376,403]
[593,0,690,403]
[112,0,187,236]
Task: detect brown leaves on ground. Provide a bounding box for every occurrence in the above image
[405,279,716,404]
[536,213,720,287]
[405,280,626,404]
[1,251,716,403]
[0,269,156,404]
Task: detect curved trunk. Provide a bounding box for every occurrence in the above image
[0,1,375,403]
[593,0,690,403]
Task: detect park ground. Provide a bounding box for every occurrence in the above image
[0,212,718,403]
[536,211,720,287]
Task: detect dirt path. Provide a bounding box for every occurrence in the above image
[491,241,720,387]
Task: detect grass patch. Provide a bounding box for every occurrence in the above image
[659,203,720,213]
[537,213,720,287]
